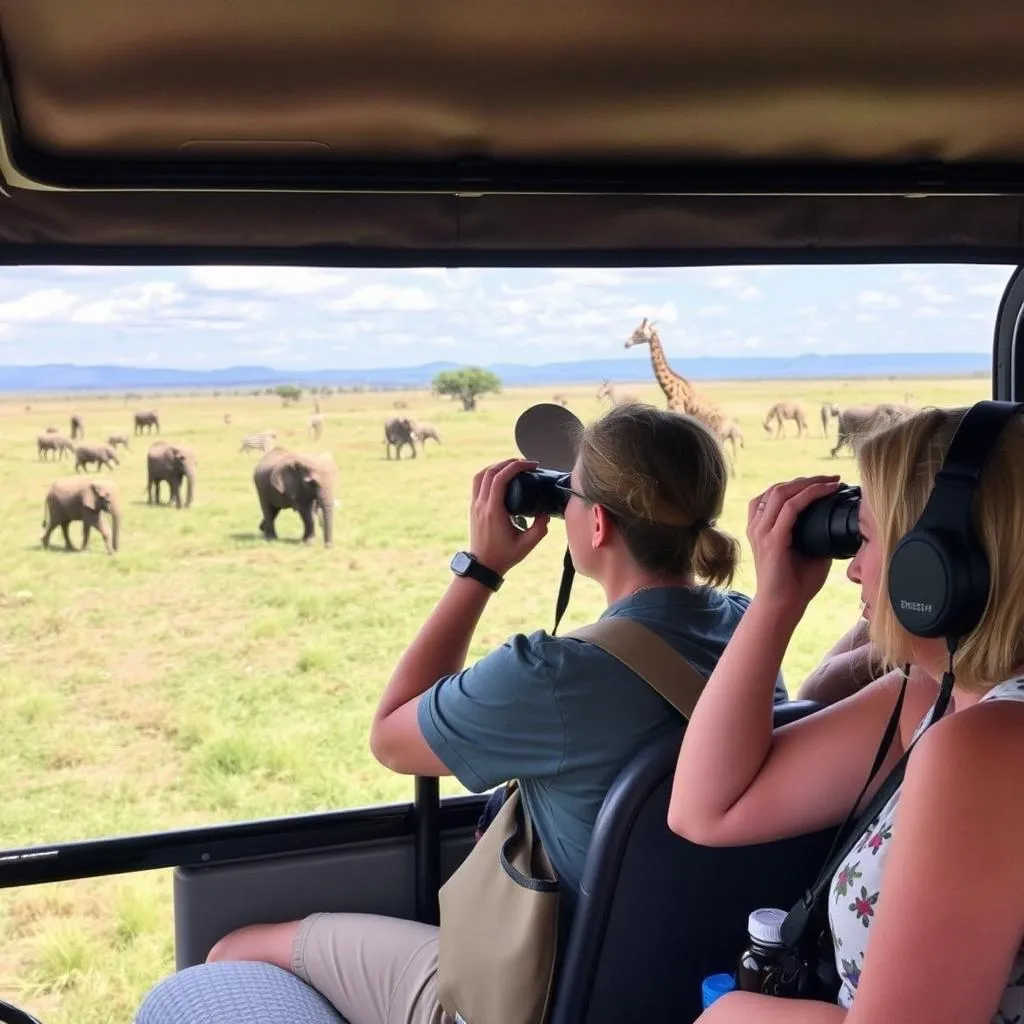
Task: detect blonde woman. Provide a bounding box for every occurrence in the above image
[669,406,1024,1024]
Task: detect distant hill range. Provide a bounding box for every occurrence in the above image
[0,352,989,393]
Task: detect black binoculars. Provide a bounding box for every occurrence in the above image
[505,469,862,560]
[504,468,572,519]
[791,483,862,559]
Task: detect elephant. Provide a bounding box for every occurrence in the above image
[253,448,336,547]
[762,400,809,439]
[830,404,910,458]
[75,443,120,473]
[45,425,59,433]
[108,434,131,452]
[37,434,74,461]
[70,414,84,439]
[384,416,417,460]
[41,477,120,554]
[411,421,442,448]
[147,441,197,508]
[134,410,161,435]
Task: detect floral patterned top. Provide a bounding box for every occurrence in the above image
[829,678,1024,1021]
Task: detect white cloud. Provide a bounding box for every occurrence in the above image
[697,305,729,318]
[912,306,942,319]
[189,267,346,296]
[0,288,79,322]
[914,284,954,305]
[967,282,1005,298]
[71,282,184,324]
[857,290,902,309]
[330,285,438,313]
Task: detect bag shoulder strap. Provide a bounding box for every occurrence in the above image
[565,617,706,718]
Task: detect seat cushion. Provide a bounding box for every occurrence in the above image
[135,961,346,1024]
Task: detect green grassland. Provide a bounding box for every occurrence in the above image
[0,375,989,1022]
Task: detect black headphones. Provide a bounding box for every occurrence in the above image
[887,399,1023,640]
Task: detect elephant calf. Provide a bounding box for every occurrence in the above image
[411,421,442,448]
[253,448,336,547]
[41,477,121,554]
[147,441,197,508]
[75,443,120,473]
[108,434,131,452]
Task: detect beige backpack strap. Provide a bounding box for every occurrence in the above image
[565,618,707,718]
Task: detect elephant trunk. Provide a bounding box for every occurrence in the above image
[184,465,195,508]
[109,507,121,552]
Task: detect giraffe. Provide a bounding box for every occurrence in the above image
[624,318,728,435]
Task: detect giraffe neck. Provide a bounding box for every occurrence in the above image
[648,335,694,401]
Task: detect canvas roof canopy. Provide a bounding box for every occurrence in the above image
[1,1,1024,262]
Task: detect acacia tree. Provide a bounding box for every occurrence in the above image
[431,367,501,411]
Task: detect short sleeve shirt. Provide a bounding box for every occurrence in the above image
[418,586,785,917]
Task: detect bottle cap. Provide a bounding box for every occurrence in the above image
[747,907,787,947]
[701,972,736,1009]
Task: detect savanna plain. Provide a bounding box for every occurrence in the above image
[0,374,989,1022]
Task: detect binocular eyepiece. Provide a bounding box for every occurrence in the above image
[505,469,862,561]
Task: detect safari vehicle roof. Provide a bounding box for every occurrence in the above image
[2,2,1024,264]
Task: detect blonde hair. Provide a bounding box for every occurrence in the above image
[858,405,1024,690]
[576,404,739,587]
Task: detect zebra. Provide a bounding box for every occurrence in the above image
[238,430,277,454]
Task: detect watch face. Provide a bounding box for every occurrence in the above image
[451,551,473,575]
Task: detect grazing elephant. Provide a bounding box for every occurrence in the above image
[41,477,120,554]
[75,443,120,473]
[134,410,160,435]
[762,400,809,439]
[308,414,324,440]
[37,434,74,461]
[108,434,131,452]
[45,425,59,433]
[70,414,84,439]
[830,404,909,458]
[820,402,840,436]
[147,441,197,508]
[384,416,417,460]
[412,421,442,448]
[253,448,336,547]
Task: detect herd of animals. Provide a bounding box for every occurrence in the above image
[593,317,919,473]
[31,404,446,555]
[27,316,921,555]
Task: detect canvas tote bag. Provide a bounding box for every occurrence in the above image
[437,616,708,1024]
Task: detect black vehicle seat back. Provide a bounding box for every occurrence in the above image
[548,699,836,1024]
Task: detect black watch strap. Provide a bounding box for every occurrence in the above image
[450,551,504,592]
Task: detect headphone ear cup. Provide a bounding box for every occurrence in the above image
[888,529,990,639]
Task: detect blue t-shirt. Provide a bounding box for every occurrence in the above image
[418,586,785,920]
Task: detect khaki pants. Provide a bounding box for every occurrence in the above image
[291,912,453,1024]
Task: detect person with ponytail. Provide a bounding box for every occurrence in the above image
[194,403,783,1024]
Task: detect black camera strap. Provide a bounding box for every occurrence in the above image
[551,547,575,636]
[780,661,955,951]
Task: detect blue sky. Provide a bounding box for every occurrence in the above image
[0,263,1012,370]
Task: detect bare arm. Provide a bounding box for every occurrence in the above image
[370,575,491,775]
[797,634,883,704]
[667,598,916,846]
[370,457,549,775]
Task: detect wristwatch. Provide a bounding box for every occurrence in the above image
[450,551,504,592]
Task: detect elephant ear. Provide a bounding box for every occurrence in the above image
[269,460,296,497]
[82,484,100,511]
